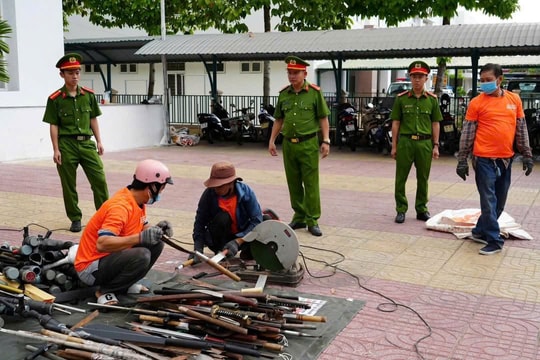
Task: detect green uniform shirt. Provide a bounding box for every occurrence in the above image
[43,85,102,136]
[390,90,442,135]
[274,81,330,137]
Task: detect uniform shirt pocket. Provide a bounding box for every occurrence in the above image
[58,108,75,125]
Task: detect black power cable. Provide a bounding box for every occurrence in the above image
[299,244,432,360]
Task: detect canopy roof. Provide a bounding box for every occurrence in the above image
[316,56,540,71]
[134,22,540,62]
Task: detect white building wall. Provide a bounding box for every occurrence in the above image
[0,105,164,162]
[80,61,305,97]
[0,1,165,163]
[0,0,64,107]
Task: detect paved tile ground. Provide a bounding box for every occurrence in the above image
[1,141,539,360]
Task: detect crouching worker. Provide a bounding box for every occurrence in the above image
[75,159,174,305]
[191,161,263,263]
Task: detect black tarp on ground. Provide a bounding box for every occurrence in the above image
[1,269,364,359]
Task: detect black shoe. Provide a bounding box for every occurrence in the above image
[288,222,307,230]
[308,225,322,236]
[479,243,502,255]
[395,213,405,223]
[70,220,82,232]
[470,232,488,245]
[416,212,431,221]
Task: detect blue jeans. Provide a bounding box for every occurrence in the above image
[473,157,512,247]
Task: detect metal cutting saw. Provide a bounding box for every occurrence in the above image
[237,220,304,286]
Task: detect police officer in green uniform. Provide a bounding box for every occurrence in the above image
[268,56,331,236]
[391,61,442,224]
[43,53,109,232]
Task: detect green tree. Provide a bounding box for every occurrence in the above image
[64,0,519,97]
[354,0,519,95]
[0,18,11,83]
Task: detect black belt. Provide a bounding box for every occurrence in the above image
[61,135,92,141]
[285,132,317,143]
[400,134,431,141]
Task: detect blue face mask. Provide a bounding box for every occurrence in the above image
[479,80,498,94]
[147,193,161,205]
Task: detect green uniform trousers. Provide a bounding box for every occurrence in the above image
[282,136,320,226]
[57,137,109,221]
[394,137,432,214]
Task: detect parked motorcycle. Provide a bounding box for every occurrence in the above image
[258,104,282,146]
[336,102,359,151]
[228,101,257,145]
[524,99,540,152]
[197,101,231,144]
[361,100,393,154]
[438,93,459,155]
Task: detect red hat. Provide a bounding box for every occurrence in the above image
[285,56,309,71]
[56,53,82,70]
[408,61,430,75]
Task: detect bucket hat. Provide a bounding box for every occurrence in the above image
[204,161,242,188]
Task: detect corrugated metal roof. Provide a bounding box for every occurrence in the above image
[136,23,540,62]
[65,36,160,64]
[316,56,540,71]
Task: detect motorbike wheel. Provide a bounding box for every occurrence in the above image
[206,130,214,144]
[348,136,357,152]
[236,129,243,145]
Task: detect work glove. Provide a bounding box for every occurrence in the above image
[156,220,173,237]
[222,240,239,258]
[456,160,469,181]
[139,226,163,248]
[188,246,204,264]
[523,157,534,176]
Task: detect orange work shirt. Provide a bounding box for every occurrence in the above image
[465,91,524,159]
[218,194,239,235]
[74,187,147,272]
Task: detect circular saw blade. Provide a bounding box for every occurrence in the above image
[245,220,299,271]
[250,240,285,271]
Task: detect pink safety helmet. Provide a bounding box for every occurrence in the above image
[134,159,173,185]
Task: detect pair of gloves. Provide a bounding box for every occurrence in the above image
[139,220,173,247]
[456,158,534,181]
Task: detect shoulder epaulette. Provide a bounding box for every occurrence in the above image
[308,83,321,91]
[49,90,62,100]
[81,86,95,94]
[426,91,438,98]
[397,90,409,97]
[279,85,290,93]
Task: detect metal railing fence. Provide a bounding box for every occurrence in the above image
[99,93,540,130]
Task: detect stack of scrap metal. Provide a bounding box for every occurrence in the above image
[0,228,85,302]
[1,284,327,359]
[79,287,326,358]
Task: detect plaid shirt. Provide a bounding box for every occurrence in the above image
[457,110,532,163]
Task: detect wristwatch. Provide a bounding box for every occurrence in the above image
[322,139,331,145]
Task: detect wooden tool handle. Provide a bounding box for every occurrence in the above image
[294,314,327,323]
[195,251,241,282]
[262,342,284,352]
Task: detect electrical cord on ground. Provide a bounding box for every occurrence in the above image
[299,244,433,360]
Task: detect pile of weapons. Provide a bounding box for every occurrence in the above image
[0,285,327,359]
[0,229,82,300]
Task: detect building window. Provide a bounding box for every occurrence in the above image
[204,63,225,73]
[120,64,137,73]
[168,62,185,71]
[241,62,261,73]
[168,73,185,96]
[84,64,101,73]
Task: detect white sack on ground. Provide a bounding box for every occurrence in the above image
[425,208,533,240]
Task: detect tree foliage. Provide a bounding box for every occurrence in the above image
[63,0,519,97]
[0,18,11,83]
